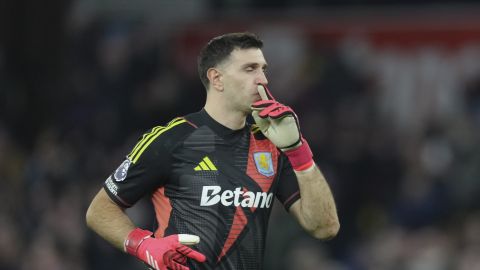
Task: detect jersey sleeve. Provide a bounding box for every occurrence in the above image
[103,118,188,208]
[275,153,300,211]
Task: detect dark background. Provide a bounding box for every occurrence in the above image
[1,1,480,269]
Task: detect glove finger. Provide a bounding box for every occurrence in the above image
[178,234,200,245]
[164,251,188,270]
[258,103,283,118]
[251,100,275,110]
[251,111,268,128]
[176,245,207,262]
[268,106,295,119]
[171,253,187,264]
[251,110,261,121]
[257,84,275,101]
[163,250,181,266]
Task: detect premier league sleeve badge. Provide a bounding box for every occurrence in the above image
[113,159,132,182]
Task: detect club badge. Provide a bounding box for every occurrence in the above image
[113,159,132,182]
[253,152,274,177]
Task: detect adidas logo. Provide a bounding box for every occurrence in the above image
[194,156,217,171]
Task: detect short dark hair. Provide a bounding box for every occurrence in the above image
[197,32,263,89]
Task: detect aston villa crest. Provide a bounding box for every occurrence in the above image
[253,152,274,177]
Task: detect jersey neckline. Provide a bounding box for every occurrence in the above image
[198,108,250,138]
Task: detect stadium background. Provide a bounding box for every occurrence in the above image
[1,1,480,269]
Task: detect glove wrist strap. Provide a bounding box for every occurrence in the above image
[283,138,314,171]
[124,228,152,256]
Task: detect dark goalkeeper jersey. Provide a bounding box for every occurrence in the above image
[104,109,300,270]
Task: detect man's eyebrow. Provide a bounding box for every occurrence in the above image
[241,62,268,69]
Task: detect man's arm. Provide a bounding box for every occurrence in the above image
[86,188,206,270]
[251,84,339,240]
[288,165,339,240]
[86,188,135,250]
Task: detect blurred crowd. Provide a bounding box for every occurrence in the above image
[1,2,480,270]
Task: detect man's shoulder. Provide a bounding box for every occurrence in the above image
[182,110,206,128]
[127,116,197,164]
[147,116,198,140]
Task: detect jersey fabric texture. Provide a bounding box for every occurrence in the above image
[104,109,301,270]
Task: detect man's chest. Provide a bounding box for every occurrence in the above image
[165,128,282,207]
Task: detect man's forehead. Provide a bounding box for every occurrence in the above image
[229,48,266,64]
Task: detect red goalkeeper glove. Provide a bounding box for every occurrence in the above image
[251,84,314,171]
[124,228,206,270]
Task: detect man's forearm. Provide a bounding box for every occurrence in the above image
[292,165,339,239]
[86,188,136,250]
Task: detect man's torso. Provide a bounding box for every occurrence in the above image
[104,110,300,269]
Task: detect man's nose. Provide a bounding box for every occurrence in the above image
[256,71,268,85]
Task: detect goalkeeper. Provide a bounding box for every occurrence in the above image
[86,32,339,270]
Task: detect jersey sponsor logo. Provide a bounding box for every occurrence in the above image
[200,186,274,208]
[253,152,274,177]
[113,159,131,182]
[194,156,217,171]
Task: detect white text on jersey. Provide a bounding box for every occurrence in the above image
[200,186,273,208]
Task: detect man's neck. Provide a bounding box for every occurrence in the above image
[204,102,247,130]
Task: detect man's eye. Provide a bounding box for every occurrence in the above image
[245,67,254,72]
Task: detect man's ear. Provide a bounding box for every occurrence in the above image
[207,68,223,91]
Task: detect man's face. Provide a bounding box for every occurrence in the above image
[218,48,268,113]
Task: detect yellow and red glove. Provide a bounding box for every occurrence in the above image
[125,228,206,270]
[251,84,314,171]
